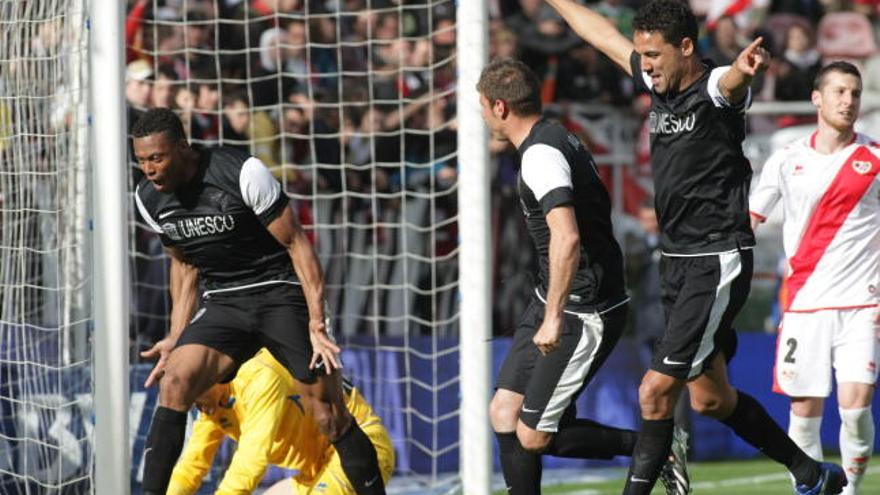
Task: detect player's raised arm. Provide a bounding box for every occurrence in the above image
[718,37,771,105]
[545,0,633,74]
[267,204,342,373]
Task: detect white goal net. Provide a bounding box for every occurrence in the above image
[127,1,464,492]
[0,0,93,493]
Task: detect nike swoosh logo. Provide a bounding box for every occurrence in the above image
[364,475,380,487]
[143,447,152,459]
[521,406,540,413]
[663,356,688,366]
[630,476,650,483]
[158,209,177,220]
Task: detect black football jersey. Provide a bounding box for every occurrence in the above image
[135,146,301,295]
[631,52,756,255]
[517,119,627,311]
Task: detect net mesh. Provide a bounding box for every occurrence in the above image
[0,0,92,493]
[128,1,461,491]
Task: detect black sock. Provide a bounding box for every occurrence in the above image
[141,406,188,494]
[496,432,542,495]
[545,418,637,460]
[721,391,820,487]
[332,421,385,495]
[622,418,674,495]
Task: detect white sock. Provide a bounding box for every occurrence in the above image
[789,411,824,461]
[839,406,874,495]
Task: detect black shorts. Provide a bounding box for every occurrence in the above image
[175,282,319,383]
[651,249,751,380]
[496,294,627,432]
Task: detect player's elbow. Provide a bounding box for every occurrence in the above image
[553,231,580,256]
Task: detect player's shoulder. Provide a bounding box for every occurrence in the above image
[202,146,264,191]
[525,119,570,148]
[522,120,581,161]
[204,145,253,171]
[769,134,812,161]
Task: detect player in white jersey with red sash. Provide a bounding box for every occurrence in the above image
[751,61,879,495]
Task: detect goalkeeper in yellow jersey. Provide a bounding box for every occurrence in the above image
[167,349,394,495]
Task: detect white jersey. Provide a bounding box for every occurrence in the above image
[750,132,880,312]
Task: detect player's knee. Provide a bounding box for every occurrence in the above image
[489,395,519,432]
[638,379,671,416]
[690,392,732,419]
[517,428,552,453]
[840,406,873,437]
[311,401,351,441]
[158,368,195,409]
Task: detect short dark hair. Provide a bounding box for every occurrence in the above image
[476,58,541,117]
[813,61,861,90]
[131,107,187,143]
[633,0,698,47]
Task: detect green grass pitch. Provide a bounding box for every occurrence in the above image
[493,456,878,494]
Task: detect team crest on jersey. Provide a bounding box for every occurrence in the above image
[162,223,182,241]
[852,160,873,175]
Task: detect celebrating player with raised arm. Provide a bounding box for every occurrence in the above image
[546,1,846,494]
[131,108,385,495]
[478,58,686,495]
[167,349,394,495]
[751,62,879,495]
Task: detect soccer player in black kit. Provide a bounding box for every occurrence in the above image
[131,108,385,495]
[479,59,686,495]
[546,1,846,494]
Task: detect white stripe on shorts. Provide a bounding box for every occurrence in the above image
[536,313,603,432]
[688,251,742,379]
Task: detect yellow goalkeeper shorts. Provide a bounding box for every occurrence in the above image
[292,420,394,495]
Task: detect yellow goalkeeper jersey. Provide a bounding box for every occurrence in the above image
[167,349,387,495]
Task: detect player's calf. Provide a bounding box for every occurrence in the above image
[333,421,386,495]
[141,406,188,495]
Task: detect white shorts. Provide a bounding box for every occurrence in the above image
[773,306,880,397]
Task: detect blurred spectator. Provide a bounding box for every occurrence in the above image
[504,0,581,77]
[769,0,824,25]
[174,87,202,139]
[773,22,821,101]
[282,92,342,190]
[594,0,636,37]
[180,9,216,76]
[192,71,221,143]
[151,64,178,109]
[221,92,251,153]
[221,91,281,169]
[217,0,273,74]
[627,199,664,369]
[704,16,743,66]
[126,59,153,130]
[490,26,519,60]
[556,44,628,104]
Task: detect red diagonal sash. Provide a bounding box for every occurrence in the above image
[785,146,880,310]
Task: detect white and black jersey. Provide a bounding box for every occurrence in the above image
[135,146,299,295]
[517,119,626,312]
[631,52,756,255]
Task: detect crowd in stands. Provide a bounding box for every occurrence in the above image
[124,0,880,345]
